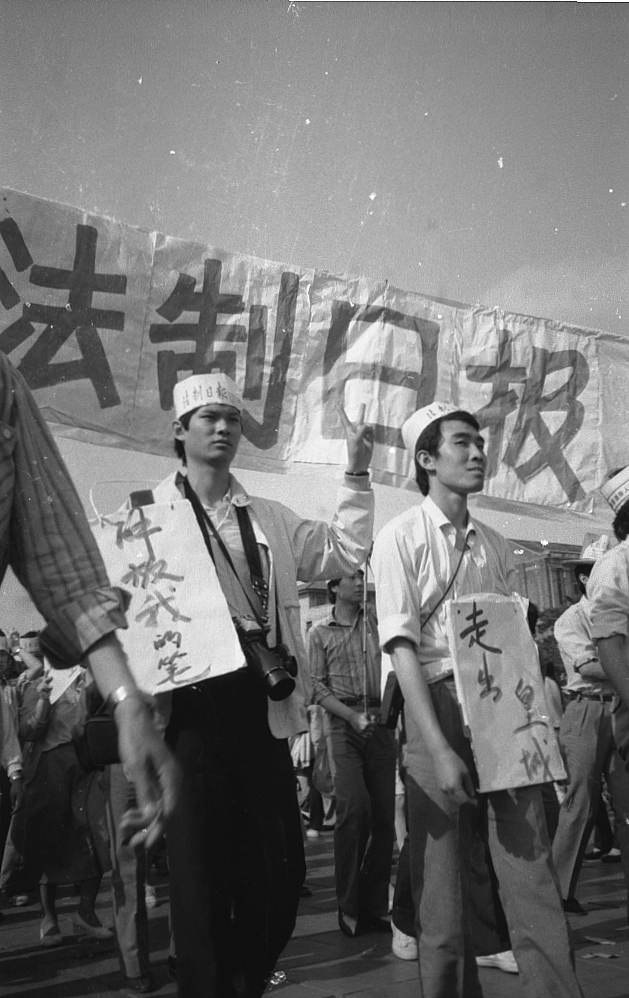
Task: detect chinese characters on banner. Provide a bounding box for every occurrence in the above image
[0,187,616,510]
[92,500,244,694]
[445,594,566,793]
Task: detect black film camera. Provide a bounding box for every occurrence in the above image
[236,618,298,702]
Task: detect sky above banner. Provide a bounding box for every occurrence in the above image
[0,186,622,510]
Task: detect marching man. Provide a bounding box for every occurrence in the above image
[371,402,584,998]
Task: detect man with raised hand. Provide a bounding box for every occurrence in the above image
[371,402,583,998]
[155,371,374,998]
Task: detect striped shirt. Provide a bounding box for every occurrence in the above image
[0,352,128,667]
[309,608,381,704]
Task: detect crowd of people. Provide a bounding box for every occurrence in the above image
[2,352,629,998]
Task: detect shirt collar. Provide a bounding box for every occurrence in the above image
[174,471,251,508]
[421,494,478,544]
[328,606,363,628]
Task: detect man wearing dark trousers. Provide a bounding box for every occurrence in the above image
[155,372,374,998]
[309,571,396,938]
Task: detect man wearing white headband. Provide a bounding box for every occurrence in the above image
[151,371,374,998]
[372,403,584,998]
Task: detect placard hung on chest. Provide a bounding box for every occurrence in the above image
[92,500,245,694]
[445,593,566,793]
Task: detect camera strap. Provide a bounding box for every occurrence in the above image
[182,475,269,631]
[422,539,469,629]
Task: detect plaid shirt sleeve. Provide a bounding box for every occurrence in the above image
[0,353,129,666]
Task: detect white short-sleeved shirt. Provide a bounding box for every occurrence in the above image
[372,495,517,684]
[554,597,613,694]
[589,540,629,642]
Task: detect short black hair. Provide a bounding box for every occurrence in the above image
[327,579,341,604]
[613,504,629,542]
[414,411,480,495]
[174,410,194,465]
[573,562,594,595]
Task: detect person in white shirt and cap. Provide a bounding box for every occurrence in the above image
[590,467,629,716]
[150,371,374,998]
[551,534,629,915]
[371,402,584,998]
[587,466,629,925]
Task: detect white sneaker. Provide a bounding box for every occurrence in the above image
[391,923,418,961]
[476,950,519,974]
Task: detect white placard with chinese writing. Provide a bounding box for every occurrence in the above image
[92,500,245,694]
[445,593,566,793]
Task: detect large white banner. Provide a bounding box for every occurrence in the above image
[0,187,617,510]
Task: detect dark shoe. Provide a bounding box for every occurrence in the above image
[125,974,155,994]
[562,897,587,915]
[601,848,622,864]
[338,909,360,938]
[300,883,313,898]
[167,956,177,981]
[359,915,392,934]
[583,848,607,862]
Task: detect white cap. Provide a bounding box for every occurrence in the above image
[600,467,629,514]
[401,402,459,455]
[173,373,243,420]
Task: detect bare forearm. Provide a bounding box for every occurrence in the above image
[81,633,141,703]
[319,692,357,724]
[387,637,475,805]
[388,638,449,756]
[597,635,629,705]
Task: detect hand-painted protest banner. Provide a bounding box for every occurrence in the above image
[445,594,566,792]
[91,499,245,694]
[0,186,619,510]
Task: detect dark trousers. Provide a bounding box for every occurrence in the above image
[166,671,306,998]
[325,714,396,918]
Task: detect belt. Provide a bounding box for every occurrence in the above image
[564,689,616,703]
[340,697,381,708]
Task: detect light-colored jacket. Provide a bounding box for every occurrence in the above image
[150,471,374,738]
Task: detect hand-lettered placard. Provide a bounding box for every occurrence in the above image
[92,500,245,694]
[445,593,566,793]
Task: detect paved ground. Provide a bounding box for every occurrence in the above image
[1,833,628,998]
